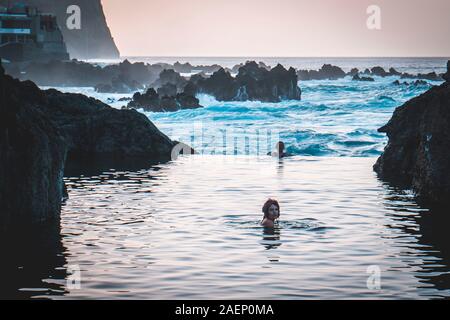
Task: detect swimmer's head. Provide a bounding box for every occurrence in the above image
[276,141,285,154]
[262,199,280,221]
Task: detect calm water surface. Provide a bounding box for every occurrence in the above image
[8,58,450,299]
[4,156,450,299]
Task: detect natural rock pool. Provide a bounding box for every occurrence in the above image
[4,156,449,299]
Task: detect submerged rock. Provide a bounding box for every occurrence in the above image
[412,80,429,86]
[0,59,177,226]
[352,74,375,82]
[393,79,431,87]
[374,61,450,206]
[400,71,442,81]
[415,72,441,81]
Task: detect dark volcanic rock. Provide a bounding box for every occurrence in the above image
[316,64,346,80]
[392,80,430,87]
[374,72,450,205]
[444,61,450,82]
[95,73,143,94]
[6,59,159,89]
[401,71,443,81]
[370,66,389,77]
[0,59,176,226]
[348,68,359,76]
[42,90,175,163]
[1,63,66,226]
[129,88,160,111]
[176,92,202,109]
[194,61,301,102]
[151,69,188,92]
[159,96,179,112]
[416,72,441,81]
[128,86,202,112]
[157,83,178,98]
[352,74,375,82]
[297,64,346,81]
[196,68,237,100]
[412,80,429,86]
[172,61,222,75]
[389,67,401,76]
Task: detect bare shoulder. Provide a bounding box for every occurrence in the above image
[261,219,274,228]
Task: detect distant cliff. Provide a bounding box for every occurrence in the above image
[0,0,120,59]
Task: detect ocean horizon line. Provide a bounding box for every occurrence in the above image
[121,55,450,59]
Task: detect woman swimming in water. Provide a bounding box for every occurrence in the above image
[261,199,280,228]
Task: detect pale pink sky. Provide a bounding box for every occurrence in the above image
[102,0,450,57]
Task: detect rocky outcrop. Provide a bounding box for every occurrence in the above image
[389,67,401,76]
[401,72,442,81]
[151,69,188,92]
[127,85,203,112]
[348,68,359,76]
[5,59,159,90]
[374,61,450,206]
[0,59,177,226]
[367,66,442,81]
[443,61,450,82]
[352,74,375,82]
[393,79,431,87]
[370,66,390,77]
[297,64,346,81]
[172,61,222,75]
[191,61,301,102]
[230,61,271,74]
[95,74,143,94]
[1,62,67,226]
[4,59,228,91]
[0,0,120,59]
[43,90,176,163]
[296,64,444,82]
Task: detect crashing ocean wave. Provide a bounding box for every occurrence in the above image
[48,75,442,157]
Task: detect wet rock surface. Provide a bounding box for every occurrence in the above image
[0,59,176,226]
[374,61,450,206]
[192,61,301,102]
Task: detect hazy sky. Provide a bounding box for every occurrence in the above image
[102,0,450,57]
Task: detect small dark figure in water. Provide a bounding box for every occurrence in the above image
[268,141,292,158]
[261,199,280,228]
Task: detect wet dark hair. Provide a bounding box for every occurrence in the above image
[262,199,280,219]
[276,141,285,152]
